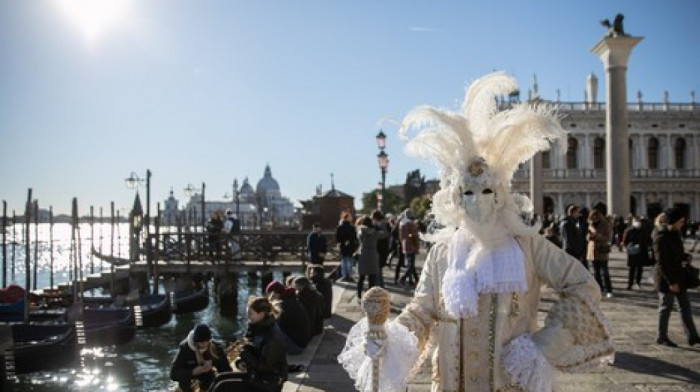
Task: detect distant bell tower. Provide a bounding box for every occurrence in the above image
[586,72,598,104]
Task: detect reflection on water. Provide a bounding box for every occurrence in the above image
[2,223,271,391]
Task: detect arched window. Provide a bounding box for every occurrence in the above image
[675,137,686,169]
[593,137,605,169]
[542,151,551,169]
[648,137,659,169]
[567,138,578,169]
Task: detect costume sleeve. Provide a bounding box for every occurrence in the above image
[337,244,442,392]
[503,235,614,392]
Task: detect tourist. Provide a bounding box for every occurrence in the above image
[622,216,651,290]
[560,204,584,260]
[265,280,310,355]
[356,215,385,300]
[170,323,232,392]
[293,276,325,336]
[372,210,391,288]
[210,296,288,392]
[587,202,614,298]
[653,207,700,347]
[306,222,327,265]
[398,209,420,288]
[335,212,358,282]
[307,264,332,319]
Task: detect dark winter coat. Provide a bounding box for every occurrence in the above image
[306,231,328,264]
[336,220,359,257]
[653,226,690,293]
[170,333,232,392]
[238,315,288,392]
[297,287,326,336]
[276,290,311,349]
[311,274,333,318]
[622,226,650,267]
[560,216,583,258]
[357,225,383,275]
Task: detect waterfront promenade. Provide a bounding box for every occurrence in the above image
[285,243,700,392]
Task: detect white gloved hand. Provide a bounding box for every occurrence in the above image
[364,337,386,359]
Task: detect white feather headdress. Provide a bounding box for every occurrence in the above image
[399,71,566,233]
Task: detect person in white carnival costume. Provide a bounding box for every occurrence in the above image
[338,72,615,392]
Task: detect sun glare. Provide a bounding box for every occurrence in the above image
[56,0,132,44]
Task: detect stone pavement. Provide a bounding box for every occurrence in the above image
[286,243,700,392]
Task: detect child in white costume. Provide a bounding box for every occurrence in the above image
[338,72,614,392]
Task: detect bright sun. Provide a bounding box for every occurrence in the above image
[55,0,132,43]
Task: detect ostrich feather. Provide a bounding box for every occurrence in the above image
[461,72,518,139]
[481,104,566,180]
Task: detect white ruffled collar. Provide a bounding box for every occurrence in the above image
[441,226,527,318]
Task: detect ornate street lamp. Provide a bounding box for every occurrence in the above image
[125,170,151,234]
[376,130,389,212]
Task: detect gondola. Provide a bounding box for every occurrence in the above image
[171,283,209,314]
[134,294,172,328]
[78,305,136,346]
[91,247,131,266]
[0,303,137,347]
[1,323,80,375]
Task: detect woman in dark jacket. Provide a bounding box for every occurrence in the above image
[653,208,700,347]
[356,215,385,300]
[622,216,651,290]
[170,323,232,392]
[211,296,288,392]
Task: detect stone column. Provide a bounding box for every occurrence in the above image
[693,192,700,221]
[530,153,544,218]
[592,35,642,217]
[639,191,647,217]
[557,192,564,215]
[583,134,592,177]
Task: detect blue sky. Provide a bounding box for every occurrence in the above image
[1,0,699,216]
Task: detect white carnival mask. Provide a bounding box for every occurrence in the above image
[458,157,501,224]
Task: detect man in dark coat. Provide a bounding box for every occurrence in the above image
[306,222,327,264]
[372,210,391,288]
[335,212,358,282]
[265,280,311,354]
[560,204,584,261]
[308,264,333,319]
[653,207,700,347]
[293,276,326,336]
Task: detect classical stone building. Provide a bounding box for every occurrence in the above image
[511,73,700,220]
[167,164,296,229]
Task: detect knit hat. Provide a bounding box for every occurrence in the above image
[192,323,212,342]
[265,280,286,296]
[664,207,684,225]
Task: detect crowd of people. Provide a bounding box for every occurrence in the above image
[169,264,332,392]
[332,209,424,301]
[541,202,700,348]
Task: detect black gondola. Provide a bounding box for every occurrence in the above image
[77,305,136,346]
[171,283,209,314]
[134,294,172,328]
[1,323,80,375]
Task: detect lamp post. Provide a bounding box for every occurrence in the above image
[125,170,151,235]
[376,130,389,212]
[183,183,197,229]
[233,179,240,219]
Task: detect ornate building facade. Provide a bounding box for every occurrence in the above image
[511,73,700,220]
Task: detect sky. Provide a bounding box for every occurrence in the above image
[1,0,699,216]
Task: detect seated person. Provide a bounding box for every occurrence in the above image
[170,323,231,392]
[265,280,311,354]
[209,296,288,392]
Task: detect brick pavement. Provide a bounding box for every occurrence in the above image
[287,244,700,392]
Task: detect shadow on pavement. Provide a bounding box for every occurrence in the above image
[613,351,700,384]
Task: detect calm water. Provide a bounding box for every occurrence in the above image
[1,223,267,391]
